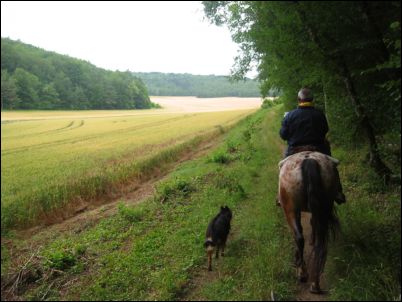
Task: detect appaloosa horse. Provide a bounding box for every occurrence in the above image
[278,151,340,294]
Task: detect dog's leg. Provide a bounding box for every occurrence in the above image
[207,246,213,271]
[221,243,225,257]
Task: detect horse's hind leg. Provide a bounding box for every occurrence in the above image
[310,242,328,294]
[286,210,308,282]
[295,211,308,282]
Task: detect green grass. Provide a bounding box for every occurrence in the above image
[1,109,254,231]
[326,146,401,301]
[1,105,399,301]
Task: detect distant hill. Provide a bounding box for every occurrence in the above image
[1,38,154,110]
[132,72,275,98]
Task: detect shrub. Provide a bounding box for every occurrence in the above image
[118,203,146,222]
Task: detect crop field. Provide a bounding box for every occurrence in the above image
[1,99,261,231]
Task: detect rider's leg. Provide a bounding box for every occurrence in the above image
[333,165,346,204]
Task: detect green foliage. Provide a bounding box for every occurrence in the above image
[155,177,195,203]
[1,69,19,109]
[43,249,76,271]
[203,1,401,176]
[213,171,246,198]
[261,97,282,109]
[1,38,153,110]
[208,149,232,164]
[326,148,401,300]
[118,203,146,223]
[132,71,272,97]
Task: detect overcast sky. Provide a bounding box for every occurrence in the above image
[1,1,251,76]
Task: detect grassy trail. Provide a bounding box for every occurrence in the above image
[1,106,400,301]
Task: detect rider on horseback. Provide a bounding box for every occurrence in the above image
[279,88,346,204]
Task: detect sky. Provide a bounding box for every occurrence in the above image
[1,1,252,76]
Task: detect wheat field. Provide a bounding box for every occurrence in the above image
[1,97,261,230]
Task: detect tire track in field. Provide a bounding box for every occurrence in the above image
[1,115,195,155]
[2,120,76,139]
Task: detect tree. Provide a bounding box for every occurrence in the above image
[40,82,60,109]
[1,70,19,109]
[202,1,401,180]
[12,67,40,109]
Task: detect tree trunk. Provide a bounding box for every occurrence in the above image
[360,1,390,63]
[339,61,392,180]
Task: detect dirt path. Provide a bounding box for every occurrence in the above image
[296,212,328,301]
[177,214,328,302]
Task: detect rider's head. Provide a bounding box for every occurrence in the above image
[297,88,313,102]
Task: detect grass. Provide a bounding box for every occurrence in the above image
[1,105,399,301]
[1,109,254,231]
[326,146,401,301]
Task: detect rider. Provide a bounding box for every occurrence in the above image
[279,88,346,204]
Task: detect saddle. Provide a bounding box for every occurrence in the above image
[290,145,319,155]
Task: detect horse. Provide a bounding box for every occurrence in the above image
[278,151,340,294]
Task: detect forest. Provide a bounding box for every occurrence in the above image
[132,71,270,97]
[1,38,153,110]
[0,38,266,111]
[203,1,401,180]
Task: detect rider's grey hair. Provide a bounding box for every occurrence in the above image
[297,88,314,101]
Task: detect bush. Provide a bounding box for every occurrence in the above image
[208,150,232,164]
[44,250,76,271]
[118,203,146,222]
[155,177,195,203]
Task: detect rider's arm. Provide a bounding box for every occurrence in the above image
[280,115,290,140]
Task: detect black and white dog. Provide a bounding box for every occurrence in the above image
[204,206,232,271]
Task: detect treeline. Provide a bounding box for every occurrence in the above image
[203,1,401,179]
[132,72,273,97]
[1,38,154,110]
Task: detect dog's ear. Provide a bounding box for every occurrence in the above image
[220,206,224,211]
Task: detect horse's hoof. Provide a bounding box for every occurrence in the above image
[335,192,346,204]
[309,284,322,294]
[298,274,308,283]
[208,267,212,272]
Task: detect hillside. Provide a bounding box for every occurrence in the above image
[132,72,273,98]
[1,38,154,110]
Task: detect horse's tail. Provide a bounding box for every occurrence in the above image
[301,158,339,274]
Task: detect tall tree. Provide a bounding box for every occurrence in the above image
[203,1,401,179]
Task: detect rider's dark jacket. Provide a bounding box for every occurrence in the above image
[280,104,331,157]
